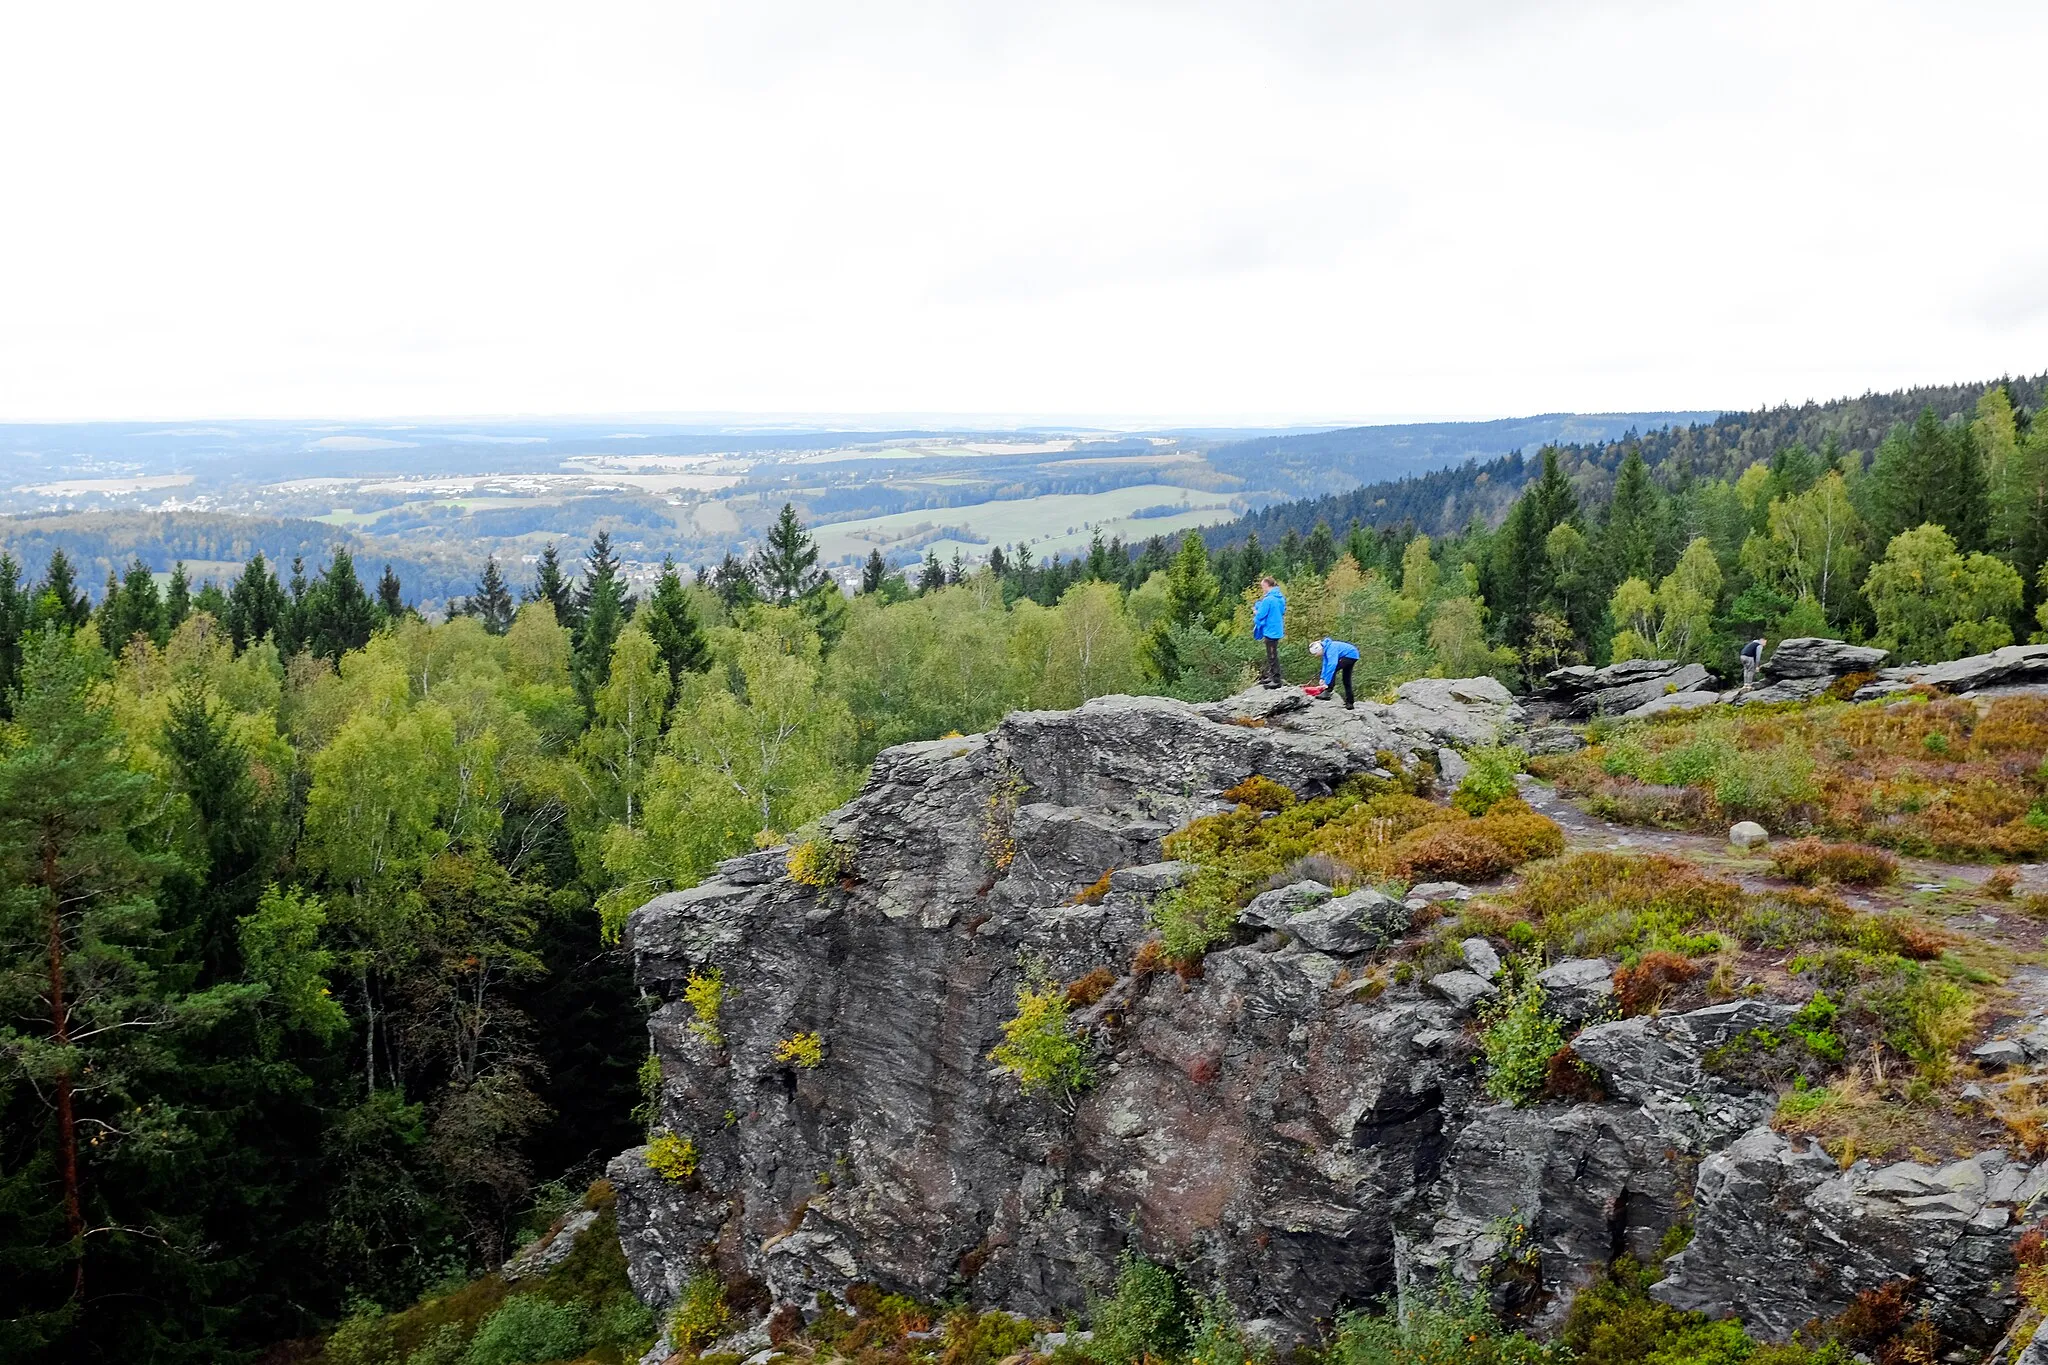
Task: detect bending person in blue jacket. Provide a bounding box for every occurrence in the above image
[1309,638,1360,709]
[1250,576,1286,688]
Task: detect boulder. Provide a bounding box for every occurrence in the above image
[1722,675,1835,706]
[503,1205,600,1281]
[1436,747,1471,786]
[1625,689,1720,718]
[1536,957,1614,1026]
[1109,861,1194,894]
[1762,637,1888,680]
[1408,881,1473,903]
[1237,881,1335,931]
[1285,888,1411,955]
[1520,723,1586,756]
[1534,660,1716,719]
[1973,1040,2028,1069]
[1460,937,1502,981]
[1390,677,1527,746]
[1428,969,1498,1012]
[1728,821,1769,849]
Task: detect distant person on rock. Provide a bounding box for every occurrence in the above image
[1741,636,1766,689]
[1252,576,1286,688]
[1309,638,1360,709]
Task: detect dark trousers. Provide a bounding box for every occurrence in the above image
[1330,658,1355,706]
[1262,637,1281,686]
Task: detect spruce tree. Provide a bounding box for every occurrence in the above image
[375,564,405,622]
[0,554,25,709]
[1868,406,1989,552]
[1304,520,1337,575]
[1481,447,1580,649]
[1600,449,1663,587]
[918,550,946,594]
[753,503,822,604]
[302,549,379,661]
[1133,536,1170,584]
[34,549,89,630]
[711,553,757,610]
[1276,528,1303,577]
[860,549,888,594]
[224,551,288,652]
[164,562,191,632]
[949,549,965,586]
[279,555,310,656]
[573,532,629,712]
[527,543,577,627]
[470,556,517,634]
[641,556,711,691]
[1240,531,1265,584]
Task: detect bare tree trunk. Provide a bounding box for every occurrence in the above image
[44,840,84,1303]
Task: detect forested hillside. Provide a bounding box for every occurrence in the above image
[1216,372,2048,545]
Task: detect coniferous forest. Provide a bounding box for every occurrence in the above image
[5,378,2048,1360]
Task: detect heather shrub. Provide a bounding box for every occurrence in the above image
[1612,951,1701,1015]
[1771,838,1898,887]
[1517,852,1741,961]
[1394,825,1515,882]
[1221,774,1295,811]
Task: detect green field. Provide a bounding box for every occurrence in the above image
[810,483,1238,566]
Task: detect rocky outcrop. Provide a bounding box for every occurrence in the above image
[607,684,2045,1353]
[1530,660,1716,720]
[1656,1129,2042,1346]
[1856,643,2048,700]
[1718,637,1888,705]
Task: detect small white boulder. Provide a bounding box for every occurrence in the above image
[1728,821,1770,850]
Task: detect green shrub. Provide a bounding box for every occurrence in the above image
[1184,1294,1266,1365]
[405,1324,466,1365]
[462,1294,586,1365]
[775,1031,825,1068]
[1563,1255,1855,1365]
[990,985,1092,1097]
[645,1131,697,1181]
[326,1307,398,1365]
[1454,747,1524,815]
[1864,967,1976,1083]
[788,836,852,887]
[940,1308,1040,1365]
[1479,970,1566,1106]
[683,968,725,1047]
[1149,871,1240,962]
[669,1268,732,1352]
[589,1292,656,1355]
[1086,1252,1189,1365]
[1329,1279,1566,1365]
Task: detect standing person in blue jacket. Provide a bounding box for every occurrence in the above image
[1251,576,1286,688]
[1309,638,1361,709]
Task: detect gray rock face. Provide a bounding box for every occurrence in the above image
[610,683,2042,1351]
[1722,675,1835,706]
[1625,689,1720,718]
[1571,999,1798,1151]
[1534,660,1716,719]
[1859,643,2048,698]
[1535,958,1613,1026]
[1389,677,1527,745]
[1460,938,1502,981]
[503,1205,601,1281]
[1763,638,1888,680]
[1237,881,1334,930]
[1656,1128,2043,1347]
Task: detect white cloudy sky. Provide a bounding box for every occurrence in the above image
[2,1,2045,424]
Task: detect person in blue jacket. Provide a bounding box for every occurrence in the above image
[1309,637,1360,709]
[1251,576,1286,688]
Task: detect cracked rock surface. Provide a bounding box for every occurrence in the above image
[606,684,2047,1351]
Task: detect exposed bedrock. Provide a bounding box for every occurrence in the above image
[606,686,2044,1351]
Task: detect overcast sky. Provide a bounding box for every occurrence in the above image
[3,2,2045,425]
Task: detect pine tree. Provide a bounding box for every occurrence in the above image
[641,556,711,691]
[469,556,516,634]
[527,543,577,628]
[223,551,289,652]
[860,549,888,594]
[1481,447,1580,649]
[1276,528,1303,577]
[0,630,176,1323]
[164,562,191,632]
[918,550,946,594]
[949,550,965,586]
[375,564,405,622]
[754,504,822,605]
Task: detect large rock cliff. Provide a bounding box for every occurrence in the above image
[606,682,2040,1354]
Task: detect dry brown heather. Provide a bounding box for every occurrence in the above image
[1531,693,2048,859]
